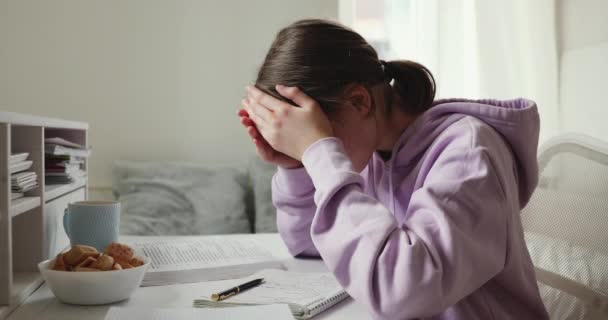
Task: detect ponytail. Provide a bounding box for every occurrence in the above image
[381,60,436,114]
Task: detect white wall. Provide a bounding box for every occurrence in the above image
[557,0,608,142]
[0,0,337,190]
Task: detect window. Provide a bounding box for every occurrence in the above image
[339,0,438,73]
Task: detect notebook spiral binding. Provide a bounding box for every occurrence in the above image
[304,290,350,318]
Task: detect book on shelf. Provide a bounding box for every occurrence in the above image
[11,171,37,183]
[12,179,37,186]
[10,152,39,193]
[45,167,83,175]
[44,137,89,185]
[45,144,91,158]
[45,173,86,185]
[12,186,38,193]
[9,152,29,165]
[45,137,85,149]
[12,181,38,193]
[45,162,81,172]
[12,174,38,188]
[11,193,24,200]
[9,160,33,174]
[46,154,85,164]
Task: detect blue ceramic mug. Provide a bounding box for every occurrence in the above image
[63,201,120,252]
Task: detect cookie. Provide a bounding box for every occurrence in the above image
[104,242,134,262]
[76,256,97,268]
[90,255,114,271]
[63,245,100,266]
[51,253,68,271]
[129,257,145,267]
[114,259,134,269]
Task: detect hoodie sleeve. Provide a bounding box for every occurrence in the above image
[272,166,320,257]
[303,137,510,319]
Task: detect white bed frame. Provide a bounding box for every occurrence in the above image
[526,133,608,314]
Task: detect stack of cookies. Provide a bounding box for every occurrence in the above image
[52,242,145,272]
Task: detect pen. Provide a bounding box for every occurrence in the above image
[211,278,264,302]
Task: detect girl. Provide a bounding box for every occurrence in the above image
[238,19,549,319]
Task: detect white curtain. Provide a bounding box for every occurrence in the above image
[343,0,561,143]
[437,0,560,143]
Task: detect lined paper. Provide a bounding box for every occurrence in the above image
[196,269,345,307]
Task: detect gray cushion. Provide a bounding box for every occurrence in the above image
[113,160,252,235]
[247,157,278,233]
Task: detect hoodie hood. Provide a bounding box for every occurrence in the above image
[392,98,540,208]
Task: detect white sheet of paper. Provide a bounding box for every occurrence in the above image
[129,237,278,271]
[104,304,293,320]
[198,269,344,307]
[44,137,85,149]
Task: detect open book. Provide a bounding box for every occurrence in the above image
[128,236,284,286]
[105,305,293,320]
[194,269,350,319]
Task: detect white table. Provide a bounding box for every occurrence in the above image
[7,234,367,320]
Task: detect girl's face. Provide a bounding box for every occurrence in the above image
[329,107,377,172]
[327,85,389,172]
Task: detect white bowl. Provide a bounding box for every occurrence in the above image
[38,257,150,305]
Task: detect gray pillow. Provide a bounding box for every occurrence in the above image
[247,157,278,233]
[113,160,252,236]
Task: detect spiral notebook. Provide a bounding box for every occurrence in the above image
[193,269,350,319]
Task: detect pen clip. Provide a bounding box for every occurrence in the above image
[224,291,237,299]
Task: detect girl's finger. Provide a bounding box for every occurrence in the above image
[254,135,272,150]
[247,98,275,124]
[247,125,261,140]
[242,100,274,143]
[276,85,318,110]
[241,125,263,147]
[240,116,255,127]
[240,121,256,139]
[254,138,274,162]
[242,124,269,159]
[242,99,268,127]
[255,121,274,142]
[237,108,249,117]
[246,85,293,111]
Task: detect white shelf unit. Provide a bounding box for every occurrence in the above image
[0,111,89,319]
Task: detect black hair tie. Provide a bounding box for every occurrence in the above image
[380,60,392,80]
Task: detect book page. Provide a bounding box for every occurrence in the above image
[129,237,278,272]
[105,304,293,320]
[195,269,346,307]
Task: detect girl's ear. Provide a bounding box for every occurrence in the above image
[345,84,373,117]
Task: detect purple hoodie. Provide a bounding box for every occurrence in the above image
[272,98,549,319]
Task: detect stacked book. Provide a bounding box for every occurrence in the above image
[10,152,38,200]
[45,137,91,185]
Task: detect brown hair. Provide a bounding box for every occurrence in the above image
[255,19,436,115]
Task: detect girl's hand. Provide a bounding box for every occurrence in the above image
[237,109,303,169]
[243,85,333,161]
